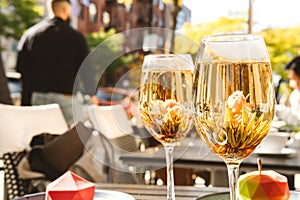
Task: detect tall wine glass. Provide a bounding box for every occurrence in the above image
[193,34,276,200]
[139,54,194,200]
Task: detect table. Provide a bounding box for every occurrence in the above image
[96,183,228,200]
[14,183,300,200]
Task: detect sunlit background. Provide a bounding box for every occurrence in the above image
[185,0,300,30]
[1,0,300,103]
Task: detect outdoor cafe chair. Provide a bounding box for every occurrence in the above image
[87,104,140,153]
[0,103,68,199]
[0,103,68,156]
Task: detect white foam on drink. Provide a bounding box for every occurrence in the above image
[202,36,270,62]
[143,54,194,70]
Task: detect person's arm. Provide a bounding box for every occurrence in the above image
[0,65,12,104]
[16,47,26,74]
[16,38,35,106]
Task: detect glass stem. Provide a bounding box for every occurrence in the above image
[227,163,240,200]
[164,145,175,200]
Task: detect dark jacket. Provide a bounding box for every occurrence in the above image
[17,17,94,105]
[0,64,12,105]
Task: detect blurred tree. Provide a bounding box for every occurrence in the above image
[0,0,42,68]
[179,17,247,55]
[85,28,140,87]
[181,17,247,44]
[261,26,300,80]
[0,0,42,39]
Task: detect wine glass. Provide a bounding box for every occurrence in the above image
[193,34,276,200]
[138,54,194,200]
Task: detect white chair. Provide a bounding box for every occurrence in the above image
[87,104,141,183]
[87,104,141,152]
[88,104,134,139]
[0,103,68,156]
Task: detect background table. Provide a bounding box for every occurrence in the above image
[13,183,300,200]
[120,136,300,174]
[13,183,228,200]
[120,135,300,187]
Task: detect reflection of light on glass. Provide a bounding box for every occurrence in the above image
[125,4,131,13]
[103,11,110,26]
[89,3,97,22]
[89,3,97,14]
[295,174,300,189]
[128,166,135,172]
[156,178,164,186]
[194,176,206,187]
[144,170,151,184]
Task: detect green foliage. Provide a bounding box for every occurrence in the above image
[181,17,247,45]
[85,28,119,50]
[261,26,300,80]
[0,0,42,40]
[178,17,247,55]
[0,0,42,68]
[85,28,141,87]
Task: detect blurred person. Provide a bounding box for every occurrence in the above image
[0,65,12,105]
[276,56,300,126]
[16,0,95,125]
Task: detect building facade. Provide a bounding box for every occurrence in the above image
[77,0,190,35]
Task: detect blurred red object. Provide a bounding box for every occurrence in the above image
[96,87,138,119]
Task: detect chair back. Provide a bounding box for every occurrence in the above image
[87,104,141,153]
[88,104,133,139]
[0,103,68,156]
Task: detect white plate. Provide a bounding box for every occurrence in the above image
[254,148,297,156]
[14,189,135,200]
[94,189,135,200]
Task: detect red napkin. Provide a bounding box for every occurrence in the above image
[45,171,95,200]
